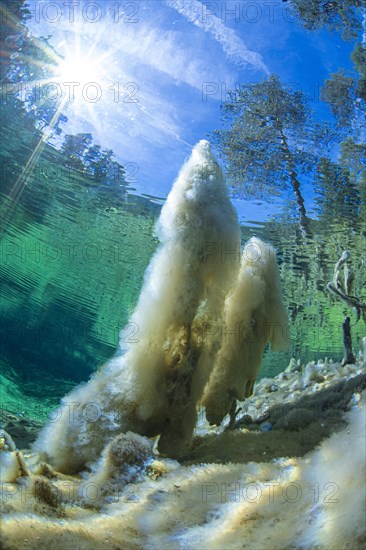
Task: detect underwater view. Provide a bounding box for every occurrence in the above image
[0,0,365,548]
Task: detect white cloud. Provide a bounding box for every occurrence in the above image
[106,24,233,91]
[166,0,269,74]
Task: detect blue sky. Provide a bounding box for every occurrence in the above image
[25,0,357,222]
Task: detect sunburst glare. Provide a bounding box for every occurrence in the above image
[50,31,117,128]
[56,55,104,86]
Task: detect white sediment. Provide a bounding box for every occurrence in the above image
[31,140,288,471]
[2,140,364,548]
[1,357,365,550]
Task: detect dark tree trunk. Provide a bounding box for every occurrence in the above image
[279,128,311,239]
[342,316,356,366]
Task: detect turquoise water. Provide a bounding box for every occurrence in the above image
[1,114,364,418]
[0,1,365,422]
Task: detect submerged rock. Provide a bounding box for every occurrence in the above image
[260,421,273,432]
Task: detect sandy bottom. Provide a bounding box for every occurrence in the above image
[1,357,365,550]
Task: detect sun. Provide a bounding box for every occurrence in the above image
[52,47,111,117]
[56,55,103,86]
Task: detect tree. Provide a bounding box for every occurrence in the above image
[340,137,366,183]
[83,144,103,176]
[321,52,365,131]
[314,157,360,221]
[1,0,67,137]
[9,34,68,135]
[288,0,363,40]
[107,160,126,187]
[84,145,115,183]
[351,42,366,101]
[61,135,127,188]
[320,41,365,210]
[95,149,114,183]
[61,133,93,170]
[0,0,31,81]
[210,75,325,236]
[321,70,359,127]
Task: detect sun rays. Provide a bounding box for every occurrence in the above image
[0,6,118,231]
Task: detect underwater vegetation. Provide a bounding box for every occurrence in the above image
[0,141,365,550]
[1,358,365,549]
[31,140,288,471]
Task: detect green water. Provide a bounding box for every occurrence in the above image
[0,3,365,423]
[0,102,160,413]
[1,112,365,419]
